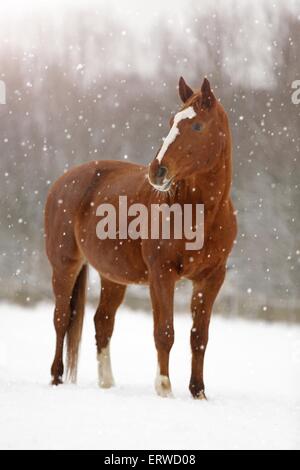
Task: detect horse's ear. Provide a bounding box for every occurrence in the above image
[179,77,194,103]
[201,78,215,109]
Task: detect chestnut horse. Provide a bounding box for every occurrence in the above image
[45,77,237,399]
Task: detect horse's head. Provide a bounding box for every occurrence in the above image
[148,77,229,191]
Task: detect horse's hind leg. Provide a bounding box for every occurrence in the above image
[94,277,126,388]
[50,262,82,385]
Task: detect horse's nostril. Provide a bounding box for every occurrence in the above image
[157,166,167,179]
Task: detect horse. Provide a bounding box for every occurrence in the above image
[45,77,237,399]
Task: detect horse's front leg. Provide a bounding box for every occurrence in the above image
[149,269,175,398]
[190,266,226,399]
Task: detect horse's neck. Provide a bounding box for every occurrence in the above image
[176,153,232,229]
[180,155,231,205]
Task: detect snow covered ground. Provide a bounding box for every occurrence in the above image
[0,302,299,450]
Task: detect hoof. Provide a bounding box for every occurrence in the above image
[51,376,63,386]
[155,374,173,398]
[189,382,207,400]
[99,378,115,389]
[193,390,207,400]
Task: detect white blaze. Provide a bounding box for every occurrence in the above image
[156,106,196,163]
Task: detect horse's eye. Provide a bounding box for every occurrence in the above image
[192,122,202,132]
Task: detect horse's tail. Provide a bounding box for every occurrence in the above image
[66,264,88,383]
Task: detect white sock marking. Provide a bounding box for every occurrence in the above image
[97,342,115,388]
[155,365,173,397]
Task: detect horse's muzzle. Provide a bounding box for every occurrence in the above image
[148,160,172,191]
